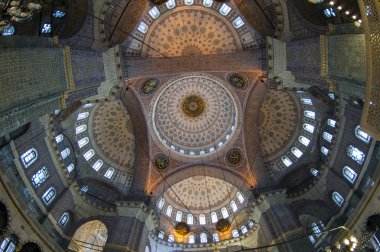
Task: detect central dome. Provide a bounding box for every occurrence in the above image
[151,73,238,158]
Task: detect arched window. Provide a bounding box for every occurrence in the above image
[221,207,229,218]
[83,103,94,108]
[92,160,103,171]
[176,211,182,222]
[282,156,292,167]
[187,214,193,225]
[158,198,165,210]
[328,92,335,100]
[311,168,319,177]
[42,187,56,205]
[75,125,87,134]
[188,235,195,244]
[53,10,66,18]
[168,234,174,242]
[213,233,220,242]
[211,212,218,223]
[230,201,238,212]
[237,192,245,204]
[303,123,315,133]
[248,220,254,228]
[81,186,88,193]
[312,223,321,237]
[166,205,172,217]
[355,126,371,143]
[55,134,63,143]
[20,148,38,168]
[41,23,52,33]
[233,17,244,28]
[299,136,311,146]
[83,149,95,161]
[148,6,160,19]
[184,0,194,5]
[200,233,207,243]
[60,148,70,159]
[323,132,333,142]
[0,236,17,252]
[232,229,239,238]
[158,231,164,239]
[145,246,150,252]
[241,225,248,234]
[138,22,148,34]
[304,110,316,119]
[58,212,69,227]
[78,137,89,148]
[309,235,316,244]
[220,3,231,15]
[77,112,89,120]
[301,98,313,105]
[347,145,365,164]
[2,26,15,36]
[321,146,329,155]
[199,214,206,225]
[31,167,49,187]
[104,168,114,179]
[332,191,344,207]
[203,0,213,7]
[67,163,74,173]
[291,147,303,158]
[166,0,176,9]
[343,166,357,184]
[327,119,337,128]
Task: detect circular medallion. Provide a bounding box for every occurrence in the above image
[151,73,239,158]
[141,79,159,95]
[229,74,245,88]
[175,222,190,235]
[216,218,231,233]
[227,148,242,165]
[154,154,169,170]
[181,95,205,118]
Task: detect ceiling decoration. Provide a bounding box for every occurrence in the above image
[165,176,237,211]
[226,148,242,165]
[154,153,169,170]
[229,74,246,89]
[258,90,300,161]
[175,222,190,236]
[141,79,159,95]
[151,73,239,158]
[216,218,231,232]
[142,8,241,57]
[90,101,135,170]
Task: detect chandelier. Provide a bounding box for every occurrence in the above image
[0,0,42,34]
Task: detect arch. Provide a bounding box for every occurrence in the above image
[69,220,108,252]
[150,164,249,195]
[20,242,42,252]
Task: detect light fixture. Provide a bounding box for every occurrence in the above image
[338,5,342,10]
[344,238,350,245]
[329,1,334,5]
[345,10,350,15]
[352,15,357,19]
